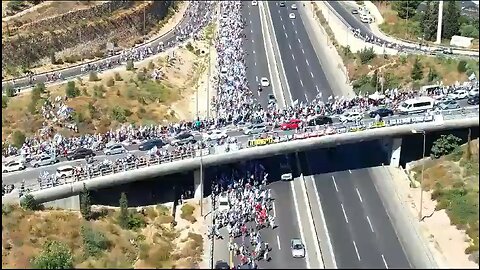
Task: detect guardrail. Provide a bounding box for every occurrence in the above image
[9,106,477,196]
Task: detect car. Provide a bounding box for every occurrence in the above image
[252,1,258,6]
[2,160,26,173]
[56,165,75,179]
[437,100,460,110]
[138,139,165,151]
[442,48,453,54]
[339,111,363,122]
[279,2,285,7]
[215,261,230,269]
[104,144,127,155]
[291,4,297,10]
[289,12,296,19]
[369,108,394,118]
[268,94,276,104]
[467,95,479,105]
[30,155,59,168]
[66,147,95,161]
[448,89,469,100]
[218,194,230,213]
[243,124,267,135]
[291,238,305,258]
[260,77,270,87]
[468,88,479,97]
[281,119,302,130]
[203,130,228,141]
[351,9,359,14]
[170,133,196,146]
[307,115,333,126]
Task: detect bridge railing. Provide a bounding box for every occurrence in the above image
[12,106,480,195]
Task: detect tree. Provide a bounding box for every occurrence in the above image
[79,183,92,220]
[31,241,74,269]
[34,82,46,93]
[12,130,26,148]
[460,24,479,39]
[421,2,439,41]
[457,60,467,73]
[4,84,16,97]
[370,69,378,89]
[358,46,376,64]
[393,0,421,19]
[465,128,472,161]
[442,1,461,40]
[427,67,439,82]
[65,81,79,98]
[20,194,39,210]
[126,59,135,71]
[118,192,129,229]
[431,134,462,159]
[411,57,423,81]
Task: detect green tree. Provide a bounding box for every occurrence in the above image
[431,134,462,159]
[393,0,421,19]
[126,59,135,71]
[50,51,56,65]
[421,1,439,41]
[81,224,110,257]
[79,183,92,220]
[427,67,439,82]
[457,60,468,73]
[442,1,461,40]
[31,241,74,269]
[358,46,376,64]
[411,57,423,81]
[12,130,26,148]
[65,81,79,98]
[370,69,378,89]
[118,192,129,229]
[4,84,16,97]
[460,24,479,39]
[20,194,41,210]
[34,82,46,93]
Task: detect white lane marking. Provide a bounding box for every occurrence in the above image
[312,176,338,268]
[250,20,252,25]
[292,53,295,60]
[272,201,277,217]
[282,24,285,30]
[381,254,389,268]
[341,203,349,223]
[305,59,309,66]
[254,61,257,66]
[285,32,288,38]
[315,85,319,92]
[353,240,361,261]
[277,235,281,250]
[297,37,301,43]
[349,169,352,174]
[305,93,309,102]
[253,50,256,54]
[300,79,304,87]
[295,66,299,73]
[331,175,338,192]
[255,76,258,82]
[290,180,311,269]
[310,71,314,78]
[250,29,253,33]
[251,39,254,43]
[280,15,283,21]
[301,48,305,54]
[366,216,374,233]
[355,188,363,203]
[278,9,280,14]
[288,43,292,50]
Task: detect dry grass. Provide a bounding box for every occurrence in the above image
[2,45,208,143]
[2,204,205,269]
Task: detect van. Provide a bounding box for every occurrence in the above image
[398,97,435,115]
[56,165,75,179]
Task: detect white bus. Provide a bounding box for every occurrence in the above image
[398,96,435,115]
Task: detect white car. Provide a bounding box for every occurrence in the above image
[291,4,297,10]
[56,165,75,179]
[104,144,127,155]
[291,238,305,258]
[2,160,26,173]
[218,194,230,213]
[289,13,296,19]
[448,89,469,100]
[252,1,258,6]
[339,111,363,122]
[468,88,479,97]
[203,130,228,141]
[260,77,270,87]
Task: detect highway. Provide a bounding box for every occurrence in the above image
[302,143,411,269]
[242,2,273,109]
[267,2,333,104]
[1,1,211,91]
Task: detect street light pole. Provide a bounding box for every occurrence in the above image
[412,129,426,221]
[199,147,204,216]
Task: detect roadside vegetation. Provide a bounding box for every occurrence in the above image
[410,136,479,264]
[2,190,204,268]
[374,1,479,49]
[2,45,208,144]
[313,3,479,95]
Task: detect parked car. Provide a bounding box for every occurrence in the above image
[243,124,267,135]
[281,119,302,130]
[104,144,127,156]
[468,88,479,97]
[138,139,165,151]
[30,155,59,168]
[260,77,270,87]
[203,130,228,141]
[467,95,479,105]
[170,133,196,146]
[339,111,363,122]
[437,100,460,110]
[66,148,95,161]
[56,165,75,179]
[2,160,26,173]
[307,115,333,126]
[291,238,305,258]
[369,108,394,118]
[268,94,276,104]
[448,89,469,100]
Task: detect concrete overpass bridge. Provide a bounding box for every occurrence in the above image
[9,115,477,206]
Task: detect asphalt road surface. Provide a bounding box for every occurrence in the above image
[243,2,274,109]
[302,144,411,268]
[2,2,210,90]
[268,1,333,104]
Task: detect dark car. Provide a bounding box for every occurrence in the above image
[369,108,394,118]
[308,115,333,126]
[351,9,359,14]
[467,95,479,105]
[215,261,230,269]
[66,148,95,161]
[138,139,165,151]
[279,2,285,7]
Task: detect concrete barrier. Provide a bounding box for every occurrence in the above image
[27,118,478,204]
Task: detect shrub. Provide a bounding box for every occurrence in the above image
[31,241,74,269]
[126,59,135,71]
[358,47,376,64]
[79,183,92,220]
[4,84,16,97]
[2,96,8,108]
[2,204,13,216]
[127,213,147,231]
[180,204,196,223]
[114,72,123,81]
[148,61,155,70]
[106,77,115,87]
[65,81,79,98]
[431,134,462,159]
[457,60,468,73]
[186,42,194,52]
[12,130,26,148]
[137,71,146,82]
[81,224,111,257]
[111,106,132,123]
[411,57,423,81]
[89,71,100,81]
[20,194,41,210]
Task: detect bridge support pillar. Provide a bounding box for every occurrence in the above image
[193,169,202,200]
[390,138,402,168]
